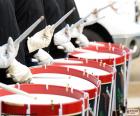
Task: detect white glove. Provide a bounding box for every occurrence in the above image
[57,42,75,53]
[76,34,90,47]
[33,49,54,65]
[27,25,54,53]
[54,24,75,52]
[7,59,32,83]
[0,37,18,68]
[70,24,89,47]
[70,25,81,38]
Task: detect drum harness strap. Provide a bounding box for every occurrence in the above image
[110,58,117,116]
[96,79,101,116]
[59,103,63,116]
[0,100,1,116]
[123,50,127,114]
[26,104,31,116]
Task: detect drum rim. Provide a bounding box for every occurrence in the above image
[54,58,114,74]
[0,84,88,115]
[52,58,115,84]
[99,42,130,56]
[30,65,100,99]
[69,44,130,65]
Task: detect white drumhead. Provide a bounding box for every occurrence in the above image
[32,73,96,90]
[54,59,110,75]
[54,59,83,64]
[90,42,105,47]
[73,51,120,59]
[62,65,110,75]
[0,94,77,105]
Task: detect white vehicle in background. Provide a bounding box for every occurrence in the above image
[74,0,140,58]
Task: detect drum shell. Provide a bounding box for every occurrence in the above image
[0,84,88,116]
[52,58,115,116]
[69,43,131,115]
[30,65,99,115]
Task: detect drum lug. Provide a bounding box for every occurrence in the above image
[26,104,31,116]
[59,103,63,116]
[81,97,85,116]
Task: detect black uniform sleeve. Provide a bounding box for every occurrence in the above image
[56,0,80,25]
[0,0,23,84]
[14,0,47,36]
[0,0,20,45]
[64,0,80,24]
[48,0,80,58]
[14,0,47,66]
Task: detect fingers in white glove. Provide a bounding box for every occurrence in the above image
[70,26,80,38]
[7,59,32,83]
[0,37,17,68]
[34,49,54,65]
[76,34,90,47]
[86,13,97,24]
[54,25,75,53]
[54,24,71,46]
[58,42,75,53]
[44,25,54,38]
[7,37,15,55]
[27,25,54,53]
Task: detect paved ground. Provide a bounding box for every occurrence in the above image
[127,57,140,108]
[130,57,140,81]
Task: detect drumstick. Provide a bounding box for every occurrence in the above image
[57,16,104,51]
[72,1,116,28]
[0,83,36,99]
[51,7,75,31]
[14,16,45,46]
[94,1,116,13]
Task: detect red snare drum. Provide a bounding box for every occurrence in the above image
[30,65,100,115]
[69,43,129,115]
[0,84,88,116]
[91,42,132,113]
[93,42,130,58]
[53,58,115,85]
[52,58,116,116]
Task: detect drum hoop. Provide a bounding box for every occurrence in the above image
[69,54,125,65]
[99,42,131,59]
[52,58,115,84]
[54,58,114,74]
[69,44,129,65]
[0,84,88,115]
[98,42,131,60]
[30,65,100,98]
[52,64,114,84]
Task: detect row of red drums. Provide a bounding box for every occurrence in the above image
[0,42,131,116]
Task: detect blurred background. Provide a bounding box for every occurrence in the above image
[128,57,140,109]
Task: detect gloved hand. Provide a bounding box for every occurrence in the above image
[33,49,54,65]
[70,24,90,47]
[54,24,75,52]
[76,34,90,47]
[0,37,18,68]
[27,25,54,53]
[70,25,81,38]
[7,59,32,83]
[57,42,75,53]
